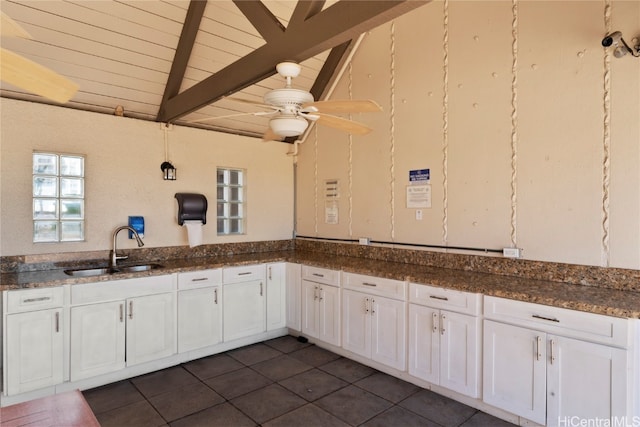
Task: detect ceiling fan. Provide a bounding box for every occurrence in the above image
[0,11,78,103]
[192,62,382,141]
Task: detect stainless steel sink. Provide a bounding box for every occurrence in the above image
[64,263,163,277]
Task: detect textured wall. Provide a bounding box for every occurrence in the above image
[295,0,640,269]
[0,99,294,256]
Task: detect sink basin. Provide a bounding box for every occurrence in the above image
[64,263,163,277]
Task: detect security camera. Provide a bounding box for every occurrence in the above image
[602,31,623,47]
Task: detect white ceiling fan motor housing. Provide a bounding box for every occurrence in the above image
[263,88,314,112]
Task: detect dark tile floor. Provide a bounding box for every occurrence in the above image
[83,336,516,427]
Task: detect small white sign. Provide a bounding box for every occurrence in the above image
[325,200,339,224]
[407,185,431,208]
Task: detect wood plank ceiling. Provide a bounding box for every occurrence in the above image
[0,0,428,141]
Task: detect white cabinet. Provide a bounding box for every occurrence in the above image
[285,263,302,330]
[4,287,65,396]
[342,272,406,371]
[301,266,341,346]
[70,275,176,381]
[177,269,223,353]
[408,284,481,398]
[223,264,266,342]
[483,296,632,425]
[266,263,286,331]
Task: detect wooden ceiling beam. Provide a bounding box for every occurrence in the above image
[232,0,284,42]
[157,0,429,123]
[156,0,207,123]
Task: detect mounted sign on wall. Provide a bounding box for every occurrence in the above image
[324,179,339,225]
[407,169,431,209]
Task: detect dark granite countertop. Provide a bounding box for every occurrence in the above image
[2,250,639,319]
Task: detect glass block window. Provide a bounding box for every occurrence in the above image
[217,168,245,235]
[33,152,85,242]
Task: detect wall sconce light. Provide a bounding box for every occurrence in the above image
[602,31,640,58]
[161,123,177,180]
[160,161,176,180]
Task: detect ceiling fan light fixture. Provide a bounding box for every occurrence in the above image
[269,116,308,137]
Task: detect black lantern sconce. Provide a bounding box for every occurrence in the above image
[160,161,176,180]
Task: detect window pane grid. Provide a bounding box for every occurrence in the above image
[33,153,85,242]
[217,168,245,235]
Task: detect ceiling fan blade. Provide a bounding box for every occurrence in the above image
[1,11,32,39]
[303,99,382,113]
[187,110,275,123]
[314,113,373,135]
[262,126,283,142]
[0,47,79,103]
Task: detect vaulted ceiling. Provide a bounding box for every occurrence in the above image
[1,0,428,141]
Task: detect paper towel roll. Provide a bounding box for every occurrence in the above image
[184,220,203,247]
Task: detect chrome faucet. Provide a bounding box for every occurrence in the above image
[110,226,144,268]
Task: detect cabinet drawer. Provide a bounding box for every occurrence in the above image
[301,265,340,286]
[409,283,481,315]
[343,272,406,300]
[484,296,630,347]
[223,264,265,283]
[71,275,176,305]
[6,287,64,313]
[178,269,222,289]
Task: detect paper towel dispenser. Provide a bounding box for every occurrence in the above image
[175,193,207,225]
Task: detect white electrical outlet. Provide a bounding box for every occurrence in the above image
[359,237,370,245]
[503,247,521,258]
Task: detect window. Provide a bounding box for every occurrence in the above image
[33,152,85,242]
[217,168,245,235]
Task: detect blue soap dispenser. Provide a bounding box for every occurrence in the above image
[128,216,144,239]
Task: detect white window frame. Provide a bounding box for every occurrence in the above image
[216,167,245,235]
[32,152,85,243]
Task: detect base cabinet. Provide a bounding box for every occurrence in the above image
[343,289,406,370]
[266,263,286,331]
[483,296,633,426]
[178,287,222,353]
[223,265,267,342]
[285,263,302,330]
[301,266,341,347]
[70,292,175,381]
[5,308,64,395]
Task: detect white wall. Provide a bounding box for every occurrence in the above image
[0,98,294,256]
[295,1,640,269]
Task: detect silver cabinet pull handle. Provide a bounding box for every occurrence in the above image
[260,282,263,296]
[429,295,448,301]
[24,296,52,303]
[119,304,124,322]
[191,277,208,282]
[238,272,252,276]
[535,336,542,361]
[55,311,60,332]
[550,339,556,364]
[268,267,272,280]
[314,286,319,300]
[129,301,133,319]
[440,314,446,335]
[532,314,560,323]
[364,297,369,313]
[312,273,324,277]
[214,288,218,304]
[362,282,377,287]
[371,299,375,315]
[319,287,323,302]
[432,312,438,333]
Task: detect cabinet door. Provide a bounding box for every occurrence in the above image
[301,280,320,339]
[266,263,286,331]
[178,287,222,353]
[483,320,546,425]
[318,285,341,347]
[371,296,406,371]
[285,263,302,330]
[547,335,629,422]
[440,310,479,397]
[342,289,371,358]
[408,304,439,383]
[126,292,176,366]
[70,301,126,381]
[5,308,64,395]
[223,279,265,342]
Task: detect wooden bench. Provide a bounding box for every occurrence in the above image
[0,390,100,427]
